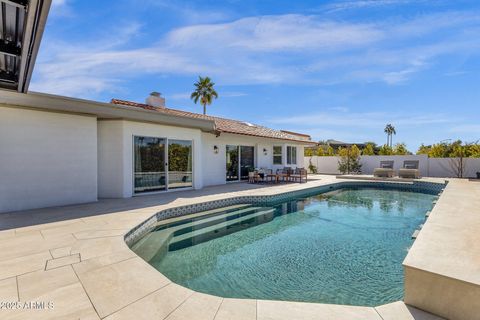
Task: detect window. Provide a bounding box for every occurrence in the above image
[133,136,193,193]
[287,146,297,165]
[273,146,282,165]
[134,136,166,193]
[168,140,193,189]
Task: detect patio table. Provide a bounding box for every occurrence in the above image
[266,174,279,183]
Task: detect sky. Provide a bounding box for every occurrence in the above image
[30,0,480,151]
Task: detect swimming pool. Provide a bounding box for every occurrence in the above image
[132,187,437,306]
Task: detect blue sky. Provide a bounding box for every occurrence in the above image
[31,0,480,151]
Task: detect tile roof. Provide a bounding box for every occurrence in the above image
[110,99,315,144]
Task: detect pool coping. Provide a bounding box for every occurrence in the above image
[0,175,460,319]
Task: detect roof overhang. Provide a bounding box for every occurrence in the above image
[0,90,217,131]
[0,0,51,92]
[215,129,318,145]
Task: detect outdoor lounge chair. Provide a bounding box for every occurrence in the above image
[398,160,420,179]
[373,161,395,178]
[290,168,308,183]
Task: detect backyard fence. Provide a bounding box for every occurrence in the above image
[305,155,480,178]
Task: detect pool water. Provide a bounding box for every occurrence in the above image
[132,188,436,306]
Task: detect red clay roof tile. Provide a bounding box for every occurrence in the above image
[110,99,314,144]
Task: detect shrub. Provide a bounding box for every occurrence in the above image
[378,144,393,155]
[337,145,362,174]
[362,143,375,155]
[308,159,318,174]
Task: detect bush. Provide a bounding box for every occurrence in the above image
[308,159,317,174]
[337,145,362,174]
[378,144,393,155]
[362,143,375,155]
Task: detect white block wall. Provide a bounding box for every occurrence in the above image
[0,106,98,213]
[306,155,480,178]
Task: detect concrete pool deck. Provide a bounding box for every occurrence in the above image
[0,175,473,319]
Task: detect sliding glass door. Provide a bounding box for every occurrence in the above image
[168,140,193,189]
[226,145,239,181]
[134,136,166,193]
[240,146,255,180]
[134,136,193,193]
[226,145,255,182]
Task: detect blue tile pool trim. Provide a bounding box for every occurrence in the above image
[124,180,447,247]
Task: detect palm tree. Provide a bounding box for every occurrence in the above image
[390,125,396,147]
[190,76,218,115]
[384,124,396,147]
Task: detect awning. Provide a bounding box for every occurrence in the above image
[0,0,51,92]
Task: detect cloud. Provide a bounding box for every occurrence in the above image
[267,109,461,146]
[166,15,383,52]
[449,125,480,134]
[30,10,480,99]
[49,0,73,18]
[169,91,247,101]
[324,0,415,12]
[268,111,453,128]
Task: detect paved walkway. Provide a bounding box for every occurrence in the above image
[0,175,448,319]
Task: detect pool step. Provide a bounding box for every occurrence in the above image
[169,208,275,250]
[172,206,265,236]
[155,204,252,228]
[135,204,254,261]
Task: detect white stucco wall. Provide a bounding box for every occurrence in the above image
[97,120,125,198]
[306,155,480,178]
[97,120,203,198]
[201,132,306,187]
[0,106,98,213]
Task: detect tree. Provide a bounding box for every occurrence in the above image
[190,76,218,115]
[428,143,448,158]
[449,143,468,178]
[337,145,362,174]
[384,124,396,147]
[362,143,375,155]
[393,143,410,155]
[468,144,480,158]
[326,146,335,156]
[308,159,317,174]
[378,144,393,155]
[316,147,325,156]
[416,144,431,155]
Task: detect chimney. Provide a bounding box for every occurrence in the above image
[146,92,166,108]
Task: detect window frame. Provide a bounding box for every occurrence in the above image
[286,146,297,165]
[273,145,283,165]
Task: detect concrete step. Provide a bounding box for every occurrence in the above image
[172,206,265,236]
[169,208,275,247]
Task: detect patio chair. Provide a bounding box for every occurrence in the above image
[398,160,420,179]
[290,168,308,183]
[373,160,395,178]
[265,169,278,183]
[276,167,291,182]
[248,171,260,183]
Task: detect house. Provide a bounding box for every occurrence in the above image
[324,139,367,150]
[0,91,315,213]
[0,0,314,213]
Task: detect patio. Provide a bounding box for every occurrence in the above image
[0,175,476,319]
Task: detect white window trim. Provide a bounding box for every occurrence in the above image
[286,146,297,165]
[273,145,283,165]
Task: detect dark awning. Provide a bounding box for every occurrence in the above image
[0,0,50,92]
